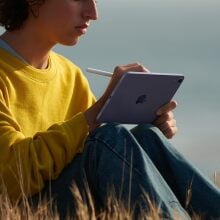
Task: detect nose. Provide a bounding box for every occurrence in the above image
[83,0,98,21]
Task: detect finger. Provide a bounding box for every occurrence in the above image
[163,126,178,139]
[114,62,149,70]
[114,63,150,76]
[156,100,177,116]
[156,119,177,132]
[103,63,150,102]
[153,111,174,126]
[118,62,143,68]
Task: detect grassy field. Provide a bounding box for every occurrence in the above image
[0,172,219,220]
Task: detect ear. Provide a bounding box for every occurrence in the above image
[27,0,45,17]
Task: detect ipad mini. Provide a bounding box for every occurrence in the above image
[97,72,184,124]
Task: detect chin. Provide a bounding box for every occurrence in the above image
[59,37,80,46]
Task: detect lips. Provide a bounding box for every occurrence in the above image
[75,23,89,34]
[76,24,89,29]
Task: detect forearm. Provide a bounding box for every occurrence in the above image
[84,97,106,132]
[0,112,89,200]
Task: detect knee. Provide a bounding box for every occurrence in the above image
[88,123,127,141]
[83,123,134,180]
[131,124,164,139]
[85,123,133,153]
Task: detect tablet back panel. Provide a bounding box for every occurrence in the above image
[97,72,184,124]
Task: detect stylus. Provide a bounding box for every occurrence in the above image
[86,68,113,77]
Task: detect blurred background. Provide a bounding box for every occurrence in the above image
[1,0,219,178]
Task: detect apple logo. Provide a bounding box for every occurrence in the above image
[136,94,147,104]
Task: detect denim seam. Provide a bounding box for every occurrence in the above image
[87,137,147,179]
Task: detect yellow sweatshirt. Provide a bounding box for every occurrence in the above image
[0,48,96,200]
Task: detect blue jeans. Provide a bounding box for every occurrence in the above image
[29,124,220,219]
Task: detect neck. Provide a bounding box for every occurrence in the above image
[0,29,54,69]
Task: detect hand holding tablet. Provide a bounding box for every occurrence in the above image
[86,68,184,124]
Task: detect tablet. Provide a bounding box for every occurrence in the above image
[96,72,184,124]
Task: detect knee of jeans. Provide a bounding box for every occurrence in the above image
[84,123,132,170]
[89,123,126,140]
[132,124,164,139]
[86,123,133,151]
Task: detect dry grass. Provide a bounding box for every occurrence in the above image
[0,184,171,220]
[0,172,219,219]
[214,171,220,188]
[0,181,218,220]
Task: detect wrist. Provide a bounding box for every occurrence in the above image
[84,98,105,131]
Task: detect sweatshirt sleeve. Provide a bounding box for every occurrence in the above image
[0,89,91,201]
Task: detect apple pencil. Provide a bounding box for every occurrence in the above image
[86,67,113,77]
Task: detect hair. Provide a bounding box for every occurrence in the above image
[0,0,45,31]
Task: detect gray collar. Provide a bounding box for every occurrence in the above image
[0,38,28,63]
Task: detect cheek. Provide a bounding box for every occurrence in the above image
[53,10,79,31]
[39,2,78,26]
